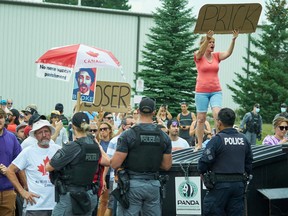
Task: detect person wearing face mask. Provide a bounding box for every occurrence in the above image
[239,103,263,145]
[274,103,288,119]
[6,120,61,216]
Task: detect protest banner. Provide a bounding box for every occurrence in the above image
[79,81,131,113]
[194,3,262,34]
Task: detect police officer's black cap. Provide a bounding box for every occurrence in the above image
[139,97,156,114]
[72,112,89,128]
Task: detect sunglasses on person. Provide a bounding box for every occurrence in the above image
[105,116,113,120]
[278,126,288,131]
[99,127,109,131]
[7,103,13,105]
[90,129,98,133]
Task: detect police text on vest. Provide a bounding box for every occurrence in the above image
[224,137,244,145]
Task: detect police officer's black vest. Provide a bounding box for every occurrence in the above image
[61,138,101,186]
[246,112,261,133]
[211,132,247,174]
[124,125,165,172]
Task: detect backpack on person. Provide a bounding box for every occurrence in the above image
[245,112,261,134]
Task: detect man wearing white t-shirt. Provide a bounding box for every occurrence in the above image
[167,119,190,151]
[6,120,61,216]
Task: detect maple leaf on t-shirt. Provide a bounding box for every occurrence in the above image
[37,156,50,176]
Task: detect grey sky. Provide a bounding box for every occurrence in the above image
[129,0,266,23]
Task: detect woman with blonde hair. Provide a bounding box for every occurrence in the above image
[45,112,110,216]
[262,116,288,145]
[194,29,239,150]
[156,104,172,127]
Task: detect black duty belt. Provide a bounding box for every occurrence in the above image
[129,173,159,180]
[214,174,246,182]
[66,185,92,192]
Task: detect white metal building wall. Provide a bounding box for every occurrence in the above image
[0,0,258,117]
[0,1,153,116]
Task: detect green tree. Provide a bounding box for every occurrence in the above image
[44,0,77,5]
[136,0,198,116]
[44,0,131,10]
[81,0,131,10]
[227,0,288,123]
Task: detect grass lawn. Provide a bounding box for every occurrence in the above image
[257,123,273,145]
[209,118,273,145]
[234,122,273,145]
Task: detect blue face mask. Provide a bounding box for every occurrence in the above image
[256,108,260,113]
[281,108,287,113]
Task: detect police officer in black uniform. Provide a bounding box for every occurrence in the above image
[45,112,110,216]
[198,108,253,216]
[111,97,172,216]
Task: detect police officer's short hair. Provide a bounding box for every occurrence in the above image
[218,108,235,127]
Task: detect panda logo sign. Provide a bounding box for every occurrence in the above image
[175,177,201,214]
[178,180,198,199]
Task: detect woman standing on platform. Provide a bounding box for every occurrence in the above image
[194,29,239,150]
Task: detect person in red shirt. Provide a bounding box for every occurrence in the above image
[194,29,239,150]
[7,109,20,133]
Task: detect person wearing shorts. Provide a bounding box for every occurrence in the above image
[194,29,239,150]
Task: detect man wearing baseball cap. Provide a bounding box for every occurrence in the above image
[274,102,288,119]
[16,122,28,144]
[7,108,20,133]
[21,104,38,124]
[0,108,22,216]
[111,97,172,215]
[239,103,263,145]
[6,119,61,216]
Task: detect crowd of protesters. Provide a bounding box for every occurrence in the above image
[0,27,288,216]
[0,97,200,216]
[0,96,287,216]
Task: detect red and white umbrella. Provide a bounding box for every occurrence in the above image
[35,44,122,82]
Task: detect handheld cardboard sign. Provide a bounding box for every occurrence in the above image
[194,3,262,34]
[79,81,131,113]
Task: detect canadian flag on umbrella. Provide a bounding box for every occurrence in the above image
[35,44,122,82]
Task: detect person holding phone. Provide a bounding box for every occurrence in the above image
[50,110,68,146]
[177,101,196,146]
[156,104,172,127]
